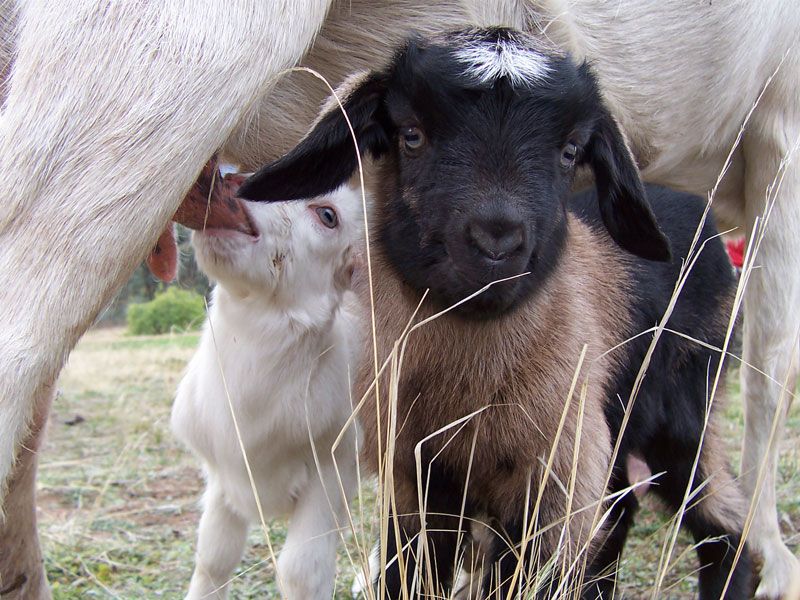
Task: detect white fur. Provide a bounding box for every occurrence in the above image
[453,36,551,86]
[0,1,797,597]
[171,186,362,599]
[0,0,333,509]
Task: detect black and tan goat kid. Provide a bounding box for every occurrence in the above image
[240,28,753,600]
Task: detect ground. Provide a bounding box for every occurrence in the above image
[38,327,799,598]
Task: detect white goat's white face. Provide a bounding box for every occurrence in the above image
[192,185,363,300]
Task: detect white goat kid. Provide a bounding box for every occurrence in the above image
[0,2,798,599]
[171,186,362,600]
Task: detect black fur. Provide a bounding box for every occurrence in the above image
[240,28,670,317]
[239,72,391,202]
[583,95,670,262]
[240,27,751,598]
[572,185,752,599]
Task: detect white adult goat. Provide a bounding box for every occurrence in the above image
[0,2,797,599]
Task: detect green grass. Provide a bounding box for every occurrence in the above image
[40,328,799,598]
[43,328,374,599]
[110,334,202,351]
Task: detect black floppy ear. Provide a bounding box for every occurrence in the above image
[238,71,390,202]
[584,105,671,262]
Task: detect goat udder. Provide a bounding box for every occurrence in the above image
[146,160,256,282]
[626,452,652,499]
[146,226,178,282]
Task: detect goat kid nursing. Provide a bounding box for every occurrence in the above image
[171,186,362,599]
[1,3,798,599]
[241,29,753,599]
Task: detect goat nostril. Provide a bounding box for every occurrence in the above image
[468,222,525,261]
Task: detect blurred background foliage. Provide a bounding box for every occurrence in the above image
[95,225,211,332]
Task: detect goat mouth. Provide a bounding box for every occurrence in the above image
[146,161,258,283]
[449,255,526,287]
[192,223,261,264]
[174,168,259,238]
[436,283,520,319]
[192,203,260,240]
[416,260,522,318]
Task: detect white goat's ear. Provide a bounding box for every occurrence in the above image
[333,246,362,293]
[239,71,390,203]
[585,106,671,262]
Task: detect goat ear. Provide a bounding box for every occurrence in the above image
[238,72,390,202]
[584,108,671,261]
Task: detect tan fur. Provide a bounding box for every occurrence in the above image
[222,1,470,167]
[694,403,750,539]
[358,189,634,589]
[313,70,372,129]
[674,278,747,536]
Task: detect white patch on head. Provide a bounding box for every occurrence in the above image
[454,38,551,86]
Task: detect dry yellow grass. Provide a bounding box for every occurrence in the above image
[37,319,799,599]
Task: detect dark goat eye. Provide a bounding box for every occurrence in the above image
[400,126,426,154]
[561,142,578,168]
[315,206,338,229]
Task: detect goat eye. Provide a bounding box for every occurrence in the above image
[561,142,578,168]
[400,126,426,154]
[315,206,338,229]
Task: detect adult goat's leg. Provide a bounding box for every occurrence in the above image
[740,62,800,600]
[0,0,332,589]
[0,0,332,500]
[0,386,51,600]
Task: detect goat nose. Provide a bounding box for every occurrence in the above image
[467,219,525,261]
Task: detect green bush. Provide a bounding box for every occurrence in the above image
[126,287,206,335]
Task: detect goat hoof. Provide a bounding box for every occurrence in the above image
[754,543,800,600]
